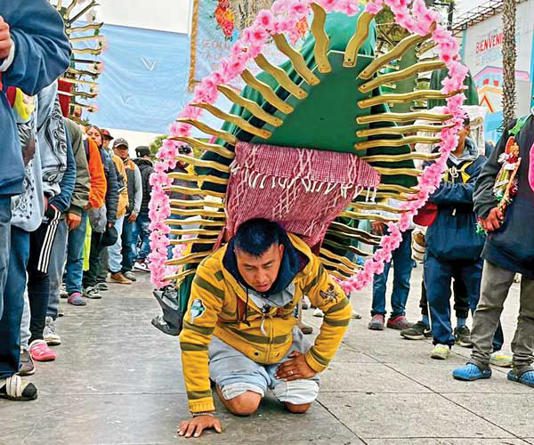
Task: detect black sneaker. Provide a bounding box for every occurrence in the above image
[454,326,473,348]
[401,321,431,340]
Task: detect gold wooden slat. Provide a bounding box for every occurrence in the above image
[169,228,221,237]
[217,85,283,127]
[310,3,331,74]
[69,1,98,23]
[359,32,432,80]
[169,208,225,219]
[168,171,228,186]
[356,124,451,138]
[326,269,351,281]
[255,55,307,99]
[241,69,294,114]
[170,238,217,246]
[355,135,441,150]
[272,34,320,86]
[329,221,381,243]
[176,118,237,145]
[362,152,440,163]
[166,219,225,228]
[343,12,374,68]
[320,248,361,271]
[69,35,104,44]
[373,192,411,201]
[320,256,357,276]
[326,230,380,248]
[166,251,209,267]
[350,202,406,214]
[378,183,419,194]
[72,47,102,55]
[59,77,98,87]
[166,186,225,200]
[163,269,196,285]
[358,90,454,108]
[174,154,230,174]
[323,238,372,259]
[67,23,103,34]
[171,136,235,159]
[170,199,224,209]
[357,111,452,125]
[359,61,446,94]
[341,210,399,223]
[191,102,271,140]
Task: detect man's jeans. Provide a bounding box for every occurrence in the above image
[64,212,88,296]
[133,212,150,261]
[0,196,11,318]
[470,261,534,373]
[108,216,125,273]
[0,227,30,379]
[121,217,137,272]
[372,229,413,317]
[47,219,69,320]
[425,254,483,346]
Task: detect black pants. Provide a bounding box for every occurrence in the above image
[83,231,104,288]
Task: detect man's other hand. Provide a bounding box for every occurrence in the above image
[480,207,504,232]
[66,212,82,231]
[275,351,317,381]
[0,17,12,60]
[177,415,222,439]
[128,211,138,222]
[371,221,386,236]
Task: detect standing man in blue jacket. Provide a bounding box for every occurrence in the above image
[0,0,71,401]
[424,116,488,360]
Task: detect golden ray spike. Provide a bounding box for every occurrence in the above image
[320,257,357,276]
[169,228,221,238]
[326,229,380,247]
[417,41,437,57]
[191,102,272,140]
[272,34,320,86]
[170,238,217,246]
[357,111,452,125]
[354,135,441,150]
[69,35,104,44]
[359,31,432,80]
[174,154,230,174]
[68,23,103,34]
[343,12,374,68]
[163,269,196,285]
[176,118,237,145]
[373,192,412,201]
[341,210,400,223]
[356,124,451,138]
[170,199,224,209]
[64,0,78,18]
[358,90,454,108]
[320,248,360,271]
[349,202,406,214]
[326,269,351,281]
[310,3,331,74]
[166,186,225,200]
[362,152,441,163]
[59,77,98,88]
[168,171,228,187]
[241,69,294,114]
[378,184,419,194]
[255,55,308,99]
[329,221,381,243]
[168,208,225,219]
[56,0,63,9]
[72,47,103,56]
[359,60,446,94]
[166,252,208,267]
[171,136,234,160]
[70,1,98,23]
[217,85,283,127]
[166,219,225,228]
[323,239,372,258]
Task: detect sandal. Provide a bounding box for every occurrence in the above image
[0,375,39,401]
[507,368,534,388]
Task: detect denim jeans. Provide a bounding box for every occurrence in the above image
[20,292,30,350]
[121,217,137,272]
[133,212,150,261]
[425,253,483,346]
[0,227,30,379]
[47,219,68,320]
[64,212,88,296]
[0,196,11,318]
[108,216,125,274]
[371,229,413,317]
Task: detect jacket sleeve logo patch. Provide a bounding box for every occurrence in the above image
[319,284,339,303]
[190,299,206,324]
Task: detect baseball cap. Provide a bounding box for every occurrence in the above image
[113,138,129,149]
[101,129,114,140]
[135,146,151,157]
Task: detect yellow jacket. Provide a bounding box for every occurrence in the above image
[179,234,352,414]
[111,154,129,218]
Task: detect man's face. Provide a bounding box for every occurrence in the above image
[235,243,285,293]
[114,145,129,160]
[457,125,471,150]
[103,137,112,149]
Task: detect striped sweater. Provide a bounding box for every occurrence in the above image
[179,233,352,414]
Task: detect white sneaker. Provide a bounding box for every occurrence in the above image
[43,316,61,346]
[490,352,513,368]
[134,261,150,272]
[430,344,450,360]
[313,308,324,318]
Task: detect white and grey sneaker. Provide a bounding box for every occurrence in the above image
[133,261,150,272]
[123,271,137,281]
[83,286,102,299]
[44,316,61,346]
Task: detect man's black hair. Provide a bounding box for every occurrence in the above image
[234,218,284,257]
[463,115,471,127]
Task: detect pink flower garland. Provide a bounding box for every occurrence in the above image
[148,0,468,292]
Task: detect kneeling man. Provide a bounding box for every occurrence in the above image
[178,218,352,438]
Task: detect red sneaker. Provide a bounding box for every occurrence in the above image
[29,340,57,362]
[387,315,412,330]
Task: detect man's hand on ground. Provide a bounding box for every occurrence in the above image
[480,207,504,232]
[177,415,222,439]
[66,212,82,231]
[0,17,12,60]
[275,351,317,381]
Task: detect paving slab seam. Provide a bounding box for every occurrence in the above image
[315,399,369,445]
[365,357,530,443]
